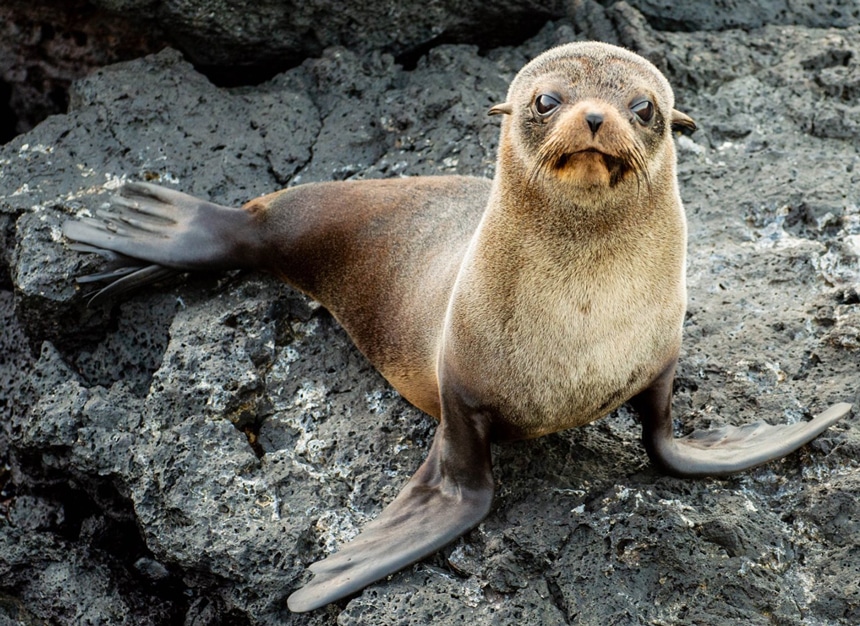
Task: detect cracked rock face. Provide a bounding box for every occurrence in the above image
[2,4,860,626]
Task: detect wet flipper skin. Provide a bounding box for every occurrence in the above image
[632,360,854,478]
[286,399,494,613]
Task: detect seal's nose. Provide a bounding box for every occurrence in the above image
[585,112,603,135]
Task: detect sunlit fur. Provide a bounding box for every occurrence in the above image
[442,42,690,439]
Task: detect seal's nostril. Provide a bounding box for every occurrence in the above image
[585,112,603,134]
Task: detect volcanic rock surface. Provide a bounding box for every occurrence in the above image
[1,2,859,624]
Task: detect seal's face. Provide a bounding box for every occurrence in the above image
[524,83,657,189]
[491,42,696,194]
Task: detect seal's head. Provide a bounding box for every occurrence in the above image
[490,42,695,198]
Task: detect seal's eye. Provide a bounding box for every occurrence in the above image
[535,93,561,116]
[631,99,654,124]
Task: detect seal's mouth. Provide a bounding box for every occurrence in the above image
[529,126,650,192]
[556,148,611,165]
[553,149,631,184]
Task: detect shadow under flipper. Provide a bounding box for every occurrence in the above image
[633,359,853,479]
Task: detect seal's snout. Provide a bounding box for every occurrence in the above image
[585,111,604,135]
[527,99,640,189]
[560,99,629,158]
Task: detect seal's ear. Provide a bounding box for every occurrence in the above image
[488,102,513,116]
[671,109,697,135]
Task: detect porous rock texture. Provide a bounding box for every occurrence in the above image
[4,0,860,142]
[1,2,860,625]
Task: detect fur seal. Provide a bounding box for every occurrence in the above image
[62,42,852,612]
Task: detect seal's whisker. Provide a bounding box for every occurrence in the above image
[528,138,560,186]
[624,143,651,202]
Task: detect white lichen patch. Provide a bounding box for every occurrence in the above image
[76,163,97,178]
[290,316,321,338]
[846,233,860,257]
[17,143,54,156]
[676,134,706,156]
[267,345,302,387]
[656,498,696,528]
[814,244,860,285]
[314,510,361,553]
[202,369,260,414]
[48,223,65,243]
[731,359,787,389]
[753,223,826,254]
[11,183,31,196]
[292,380,327,414]
[103,172,128,190]
[826,305,860,351]
[458,576,484,608]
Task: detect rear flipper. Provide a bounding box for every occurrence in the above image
[287,401,494,612]
[64,182,257,303]
[67,243,182,306]
[632,360,853,478]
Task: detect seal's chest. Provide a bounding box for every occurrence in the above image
[499,281,681,433]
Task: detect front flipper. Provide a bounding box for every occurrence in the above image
[63,183,258,302]
[287,404,494,613]
[632,360,853,478]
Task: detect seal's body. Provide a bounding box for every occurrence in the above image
[247,176,491,419]
[63,42,852,612]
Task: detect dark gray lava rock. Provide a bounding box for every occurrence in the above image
[1,5,858,626]
[88,0,565,67]
[84,0,860,68]
[627,0,860,31]
[0,0,168,143]
[4,0,858,144]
